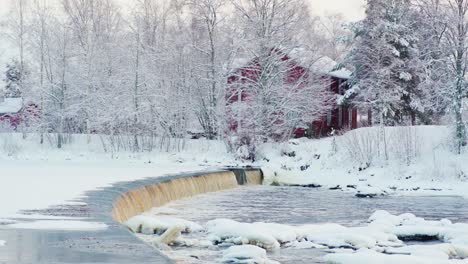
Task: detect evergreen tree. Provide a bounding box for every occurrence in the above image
[350,0,424,125]
[3,60,23,98]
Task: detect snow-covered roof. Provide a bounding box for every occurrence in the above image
[328,68,352,79]
[0,97,23,114]
[311,56,351,79]
[231,58,250,70]
[310,56,338,74]
[288,48,316,65]
[228,51,351,79]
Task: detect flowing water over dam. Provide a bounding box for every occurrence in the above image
[143,186,468,263]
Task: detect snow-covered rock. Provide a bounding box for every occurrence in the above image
[355,185,389,198]
[125,215,203,235]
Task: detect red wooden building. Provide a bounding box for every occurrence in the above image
[226,53,371,138]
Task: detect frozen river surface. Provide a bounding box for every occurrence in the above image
[146,186,468,263]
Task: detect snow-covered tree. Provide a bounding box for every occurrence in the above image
[350,0,424,125]
[226,0,334,153]
[188,0,230,139]
[0,0,349,154]
[316,13,353,61]
[3,59,23,98]
[411,0,451,124]
[443,0,468,154]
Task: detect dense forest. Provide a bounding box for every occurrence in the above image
[0,0,467,156]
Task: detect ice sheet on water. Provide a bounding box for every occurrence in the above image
[4,220,107,231]
[324,248,462,264]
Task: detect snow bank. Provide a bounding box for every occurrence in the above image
[4,220,108,231]
[221,245,280,264]
[125,215,203,235]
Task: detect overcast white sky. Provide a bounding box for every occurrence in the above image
[310,0,366,21]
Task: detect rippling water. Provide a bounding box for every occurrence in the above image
[146,186,468,263]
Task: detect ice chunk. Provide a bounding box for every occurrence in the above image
[221,245,280,264]
[206,219,281,250]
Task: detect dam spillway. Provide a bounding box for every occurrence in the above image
[112,168,263,223]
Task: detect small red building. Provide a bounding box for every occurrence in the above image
[226,53,370,138]
[0,97,23,129]
[0,97,39,130]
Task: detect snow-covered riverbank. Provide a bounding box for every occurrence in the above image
[258,126,468,199]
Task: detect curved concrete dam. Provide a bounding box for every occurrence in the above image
[112,168,263,223]
[0,168,263,264]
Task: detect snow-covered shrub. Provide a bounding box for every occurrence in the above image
[44,133,74,148]
[430,147,444,180]
[342,127,424,167]
[1,133,22,157]
[226,135,257,161]
[391,126,421,165]
[340,128,380,167]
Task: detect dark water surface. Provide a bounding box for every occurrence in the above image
[156,186,468,263]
